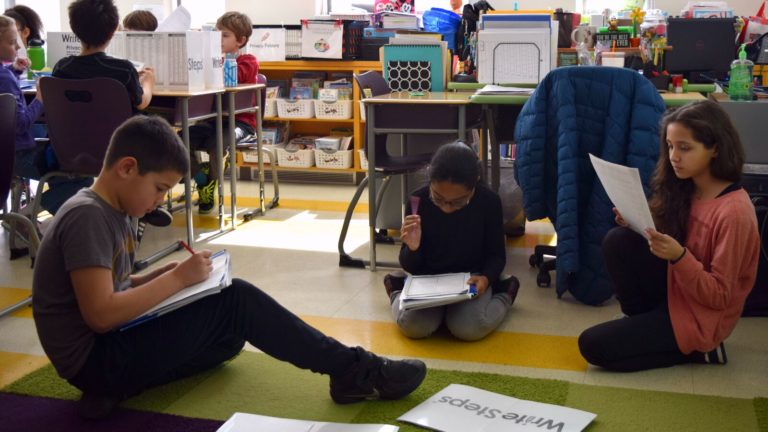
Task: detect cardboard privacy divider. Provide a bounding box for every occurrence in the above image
[46,32,82,68]
[249,28,286,62]
[105,31,222,91]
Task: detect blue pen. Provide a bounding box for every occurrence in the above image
[468,284,478,297]
[120,312,158,331]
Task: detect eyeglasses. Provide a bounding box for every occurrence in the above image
[429,187,475,210]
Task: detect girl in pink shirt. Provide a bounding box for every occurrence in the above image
[579,100,760,372]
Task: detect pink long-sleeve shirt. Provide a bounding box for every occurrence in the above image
[668,188,759,354]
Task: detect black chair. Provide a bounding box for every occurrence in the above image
[338,71,434,268]
[0,93,41,318]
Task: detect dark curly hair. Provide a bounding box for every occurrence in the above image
[68,0,119,48]
[4,5,44,46]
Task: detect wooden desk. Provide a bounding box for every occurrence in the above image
[150,88,225,246]
[361,91,474,271]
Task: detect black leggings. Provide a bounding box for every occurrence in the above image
[70,279,356,398]
[578,227,700,372]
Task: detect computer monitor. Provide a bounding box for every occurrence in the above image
[719,101,768,167]
[665,18,737,83]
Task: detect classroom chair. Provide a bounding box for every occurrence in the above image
[0,93,40,318]
[25,77,134,228]
[338,71,434,268]
[514,66,665,305]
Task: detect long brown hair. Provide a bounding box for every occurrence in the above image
[649,100,745,242]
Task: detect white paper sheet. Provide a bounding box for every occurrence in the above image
[156,5,191,32]
[398,384,595,432]
[216,413,398,432]
[589,154,656,238]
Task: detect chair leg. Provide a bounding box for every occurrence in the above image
[338,176,369,268]
[264,148,279,209]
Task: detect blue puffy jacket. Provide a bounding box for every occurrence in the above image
[514,67,666,305]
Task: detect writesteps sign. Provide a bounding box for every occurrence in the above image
[398,384,595,432]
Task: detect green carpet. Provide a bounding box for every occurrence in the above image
[2,351,764,432]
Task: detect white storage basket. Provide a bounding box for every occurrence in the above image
[276,148,315,168]
[313,100,353,120]
[276,99,315,119]
[263,98,277,118]
[315,149,353,169]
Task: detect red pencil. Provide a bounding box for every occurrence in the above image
[180,240,195,255]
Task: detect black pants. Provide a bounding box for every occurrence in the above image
[578,227,700,372]
[69,279,356,398]
[189,120,253,182]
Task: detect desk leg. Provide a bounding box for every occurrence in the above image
[367,104,377,272]
[215,94,224,231]
[255,89,266,215]
[181,98,194,246]
[487,105,500,192]
[459,105,466,141]
[227,92,238,228]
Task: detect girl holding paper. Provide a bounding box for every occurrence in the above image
[384,142,519,341]
[579,100,760,371]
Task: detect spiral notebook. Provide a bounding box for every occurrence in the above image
[383,43,446,92]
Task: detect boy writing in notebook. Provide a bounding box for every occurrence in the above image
[32,115,426,420]
[189,11,259,213]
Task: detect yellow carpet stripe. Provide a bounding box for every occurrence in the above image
[0,287,32,318]
[302,315,587,372]
[0,352,48,388]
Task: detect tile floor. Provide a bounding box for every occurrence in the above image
[1,180,766,401]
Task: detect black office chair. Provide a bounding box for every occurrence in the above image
[338,71,434,268]
[0,93,41,318]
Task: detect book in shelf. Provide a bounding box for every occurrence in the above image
[121,250,232,330]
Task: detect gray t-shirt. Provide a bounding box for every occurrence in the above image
[32,188,135,379]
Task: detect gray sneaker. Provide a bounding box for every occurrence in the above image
[329,347,426,404]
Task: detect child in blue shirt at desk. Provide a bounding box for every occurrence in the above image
[32,115,426,420]
[385,142,520,341]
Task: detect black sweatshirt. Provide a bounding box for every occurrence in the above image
[399,184,506,287]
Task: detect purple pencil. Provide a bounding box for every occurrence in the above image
[409,196,420,215]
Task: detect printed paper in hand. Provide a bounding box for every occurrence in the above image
[589,154,656,238]
[217,412,398,432]
[398,384,596,432]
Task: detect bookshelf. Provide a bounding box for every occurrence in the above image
[239,60,382,184]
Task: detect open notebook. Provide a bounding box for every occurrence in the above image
[121,250,232,330]
[399,272,477,311]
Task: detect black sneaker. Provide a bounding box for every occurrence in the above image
[140,207,173,227]
[383,271,407,302]
[77,392,122,420]
[329,347,426,404]
[703,342,728,365]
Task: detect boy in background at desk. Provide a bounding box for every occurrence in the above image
[385,142,520,341]
[32,115,427,420]
[51,0,170,225]
[122,9,157,32]
[189,11,259,214]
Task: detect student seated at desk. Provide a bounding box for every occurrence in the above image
[49,0,170,224]
[4,5,43,49]
[121,9,157,32]
[53,0,154,111]
[578,101,760,372]
[188,11,260,214]
[31,115,427,420]
[385,142,520,341]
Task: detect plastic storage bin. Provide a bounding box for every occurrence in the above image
[315,149,353,169]
[276,148,315,167]
[276,99,315,118]
[313,100,353,119]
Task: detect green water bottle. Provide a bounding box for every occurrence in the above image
[27,39,45,71]
[729,44,754,101]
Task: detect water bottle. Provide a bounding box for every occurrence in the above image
[27,39,45,71]
[223,53,238,88]
[729,44,754,101]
